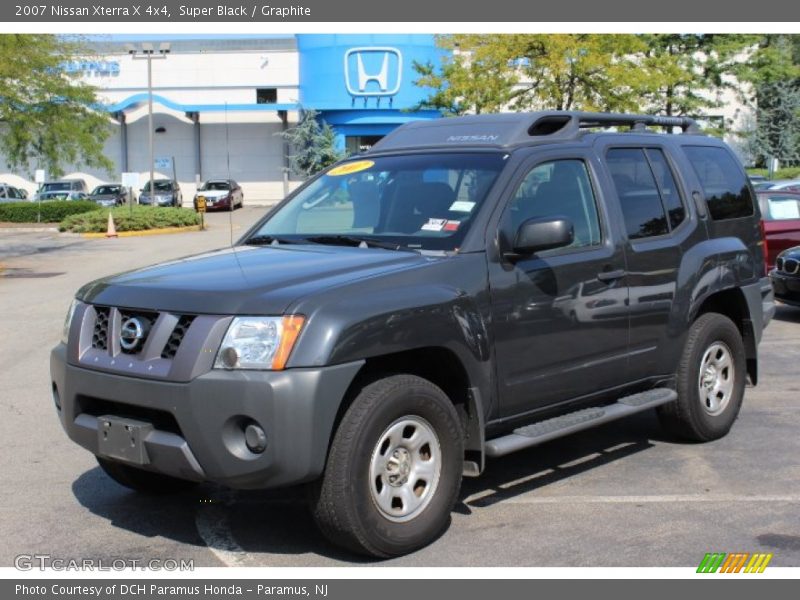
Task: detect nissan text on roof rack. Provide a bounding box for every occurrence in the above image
[51,111,775,557]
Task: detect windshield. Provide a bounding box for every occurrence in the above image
[41,182,71,192]
[93,185,120,195]
[143,181,173,192]
[247,153,507,251]
[201,181,230,191]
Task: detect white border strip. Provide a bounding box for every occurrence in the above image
[1,22,800,34]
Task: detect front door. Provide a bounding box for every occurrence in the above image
[488,153,630,418]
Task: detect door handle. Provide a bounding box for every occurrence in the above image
[597,269,626,282]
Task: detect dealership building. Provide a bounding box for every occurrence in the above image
[0,34,753,204]
[0,34,444,203]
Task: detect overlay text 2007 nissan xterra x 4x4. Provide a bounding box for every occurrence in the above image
[51,112,775,557]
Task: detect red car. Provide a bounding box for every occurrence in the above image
[757,190,800,269]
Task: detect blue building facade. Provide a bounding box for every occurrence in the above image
[297,34,444,153]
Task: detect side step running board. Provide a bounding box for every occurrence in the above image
[485,388,677,458]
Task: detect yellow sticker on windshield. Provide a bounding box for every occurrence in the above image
[328,160,375,176]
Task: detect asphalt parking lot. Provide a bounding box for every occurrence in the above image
[1,207,799,568]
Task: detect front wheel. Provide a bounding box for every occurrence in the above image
[310,374,464,558]
[657,313,746,442]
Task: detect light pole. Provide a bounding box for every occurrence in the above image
[127,42,170,207]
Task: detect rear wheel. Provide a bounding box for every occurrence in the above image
[310,374,463,558]
[657,313,746,441]
[96,456,197,494]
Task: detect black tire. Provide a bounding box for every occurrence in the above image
[96,456,197,494]
[657,313,746,442]
[309,374,464,558]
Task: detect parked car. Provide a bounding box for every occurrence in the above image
[193,179,244,211]
[52,111,774,558]
[748,174,767,183]
[35,179,88,201]
[37,190,90,201]
[89,184,130,207]
[757,190,800,269]
[0,183,28,202]
[138,179,182,207]
[770,246,800,306]
[755,179,800,193]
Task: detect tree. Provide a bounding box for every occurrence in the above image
[412,35,518,115]
[503,34,649,112]
[280,108,346,178]
[414,35,651,115]
[736,35,800,167]
[637,34,757,119]
[0,34,113,178]
[413,34,757,125]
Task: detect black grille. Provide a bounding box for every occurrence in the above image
[777,257,784,271]
[118,310,158,354]
[161,315,195,359]
[92,307,110,350]
[784,258,800,275]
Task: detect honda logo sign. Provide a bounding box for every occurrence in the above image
[344,47,402,97]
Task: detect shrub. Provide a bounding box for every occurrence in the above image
[59,205,201,233]
[747,167,800,179]
[0,201,100,223]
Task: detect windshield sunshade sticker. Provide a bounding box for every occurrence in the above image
[328,160,375,177]
[449,200,476,213]
[421,218,447,232]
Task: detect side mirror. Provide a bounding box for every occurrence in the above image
[510,216,574,256]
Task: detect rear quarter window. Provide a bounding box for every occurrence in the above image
[683,145,754,220]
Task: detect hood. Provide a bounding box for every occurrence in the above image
[77,244,432,315]
[196,190,229,199]
[779,246,800,260]
[91,194,118,202]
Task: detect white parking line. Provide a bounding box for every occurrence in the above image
[464,493,800,504]
[195,491,250,567]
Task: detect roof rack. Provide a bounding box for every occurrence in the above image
[368,111,702,154]
[537,111,701,135]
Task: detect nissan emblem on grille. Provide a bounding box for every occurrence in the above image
[119,317,144,351]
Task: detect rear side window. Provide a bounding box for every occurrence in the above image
[683,146,754,220]
[607,148,684,239]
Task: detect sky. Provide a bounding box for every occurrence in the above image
[87,34,294,42]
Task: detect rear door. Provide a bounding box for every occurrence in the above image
[487,149,630,418]
[600,143,698,382]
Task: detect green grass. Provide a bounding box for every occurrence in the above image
[59,205,201,233]
[747,167,800,180]
[0,201,100,223]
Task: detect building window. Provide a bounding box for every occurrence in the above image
[256,88,278,104]
[345,135,383,154]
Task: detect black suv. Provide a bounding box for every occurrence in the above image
[51,112,774,558]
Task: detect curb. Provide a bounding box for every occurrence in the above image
[0,227,59,233]
[80,225,204,239]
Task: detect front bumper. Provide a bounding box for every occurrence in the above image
[139,197,175,206]
[50,344,363,489]
[770,271,800,307]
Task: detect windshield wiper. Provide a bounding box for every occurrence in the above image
[303,235,416,252]
[242,235,306,246]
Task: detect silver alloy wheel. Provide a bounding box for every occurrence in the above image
[368,415,442,523]
[697,341,735,416]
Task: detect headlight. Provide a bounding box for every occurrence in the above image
[61,299,78,344]
[215,315,305,370]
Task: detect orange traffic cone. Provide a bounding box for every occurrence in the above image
[105,212,118,238]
